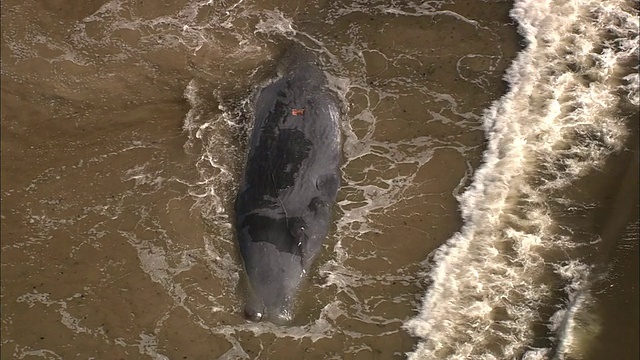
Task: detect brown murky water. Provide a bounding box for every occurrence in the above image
[2,0,637,359]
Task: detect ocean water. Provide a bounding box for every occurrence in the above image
[405,0,639,359]
[1,0,637,359]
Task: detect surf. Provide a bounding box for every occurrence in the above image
[404,0,639,358]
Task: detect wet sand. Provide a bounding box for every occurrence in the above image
[1,0,518,356]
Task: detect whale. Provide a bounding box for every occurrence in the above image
[235,46,341,323]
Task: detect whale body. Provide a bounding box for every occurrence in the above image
[235,47,341,323]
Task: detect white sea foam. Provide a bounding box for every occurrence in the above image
[183,78,246,220]
[404,0,638,358]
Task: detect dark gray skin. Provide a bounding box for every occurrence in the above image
[235,47,341,324]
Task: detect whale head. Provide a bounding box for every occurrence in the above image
[237,213,310,324]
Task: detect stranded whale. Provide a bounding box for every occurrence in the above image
[235,46,341,323]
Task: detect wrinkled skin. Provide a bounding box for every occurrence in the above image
[235,46,341,324]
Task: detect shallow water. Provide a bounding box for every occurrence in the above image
[1,0,637,359]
